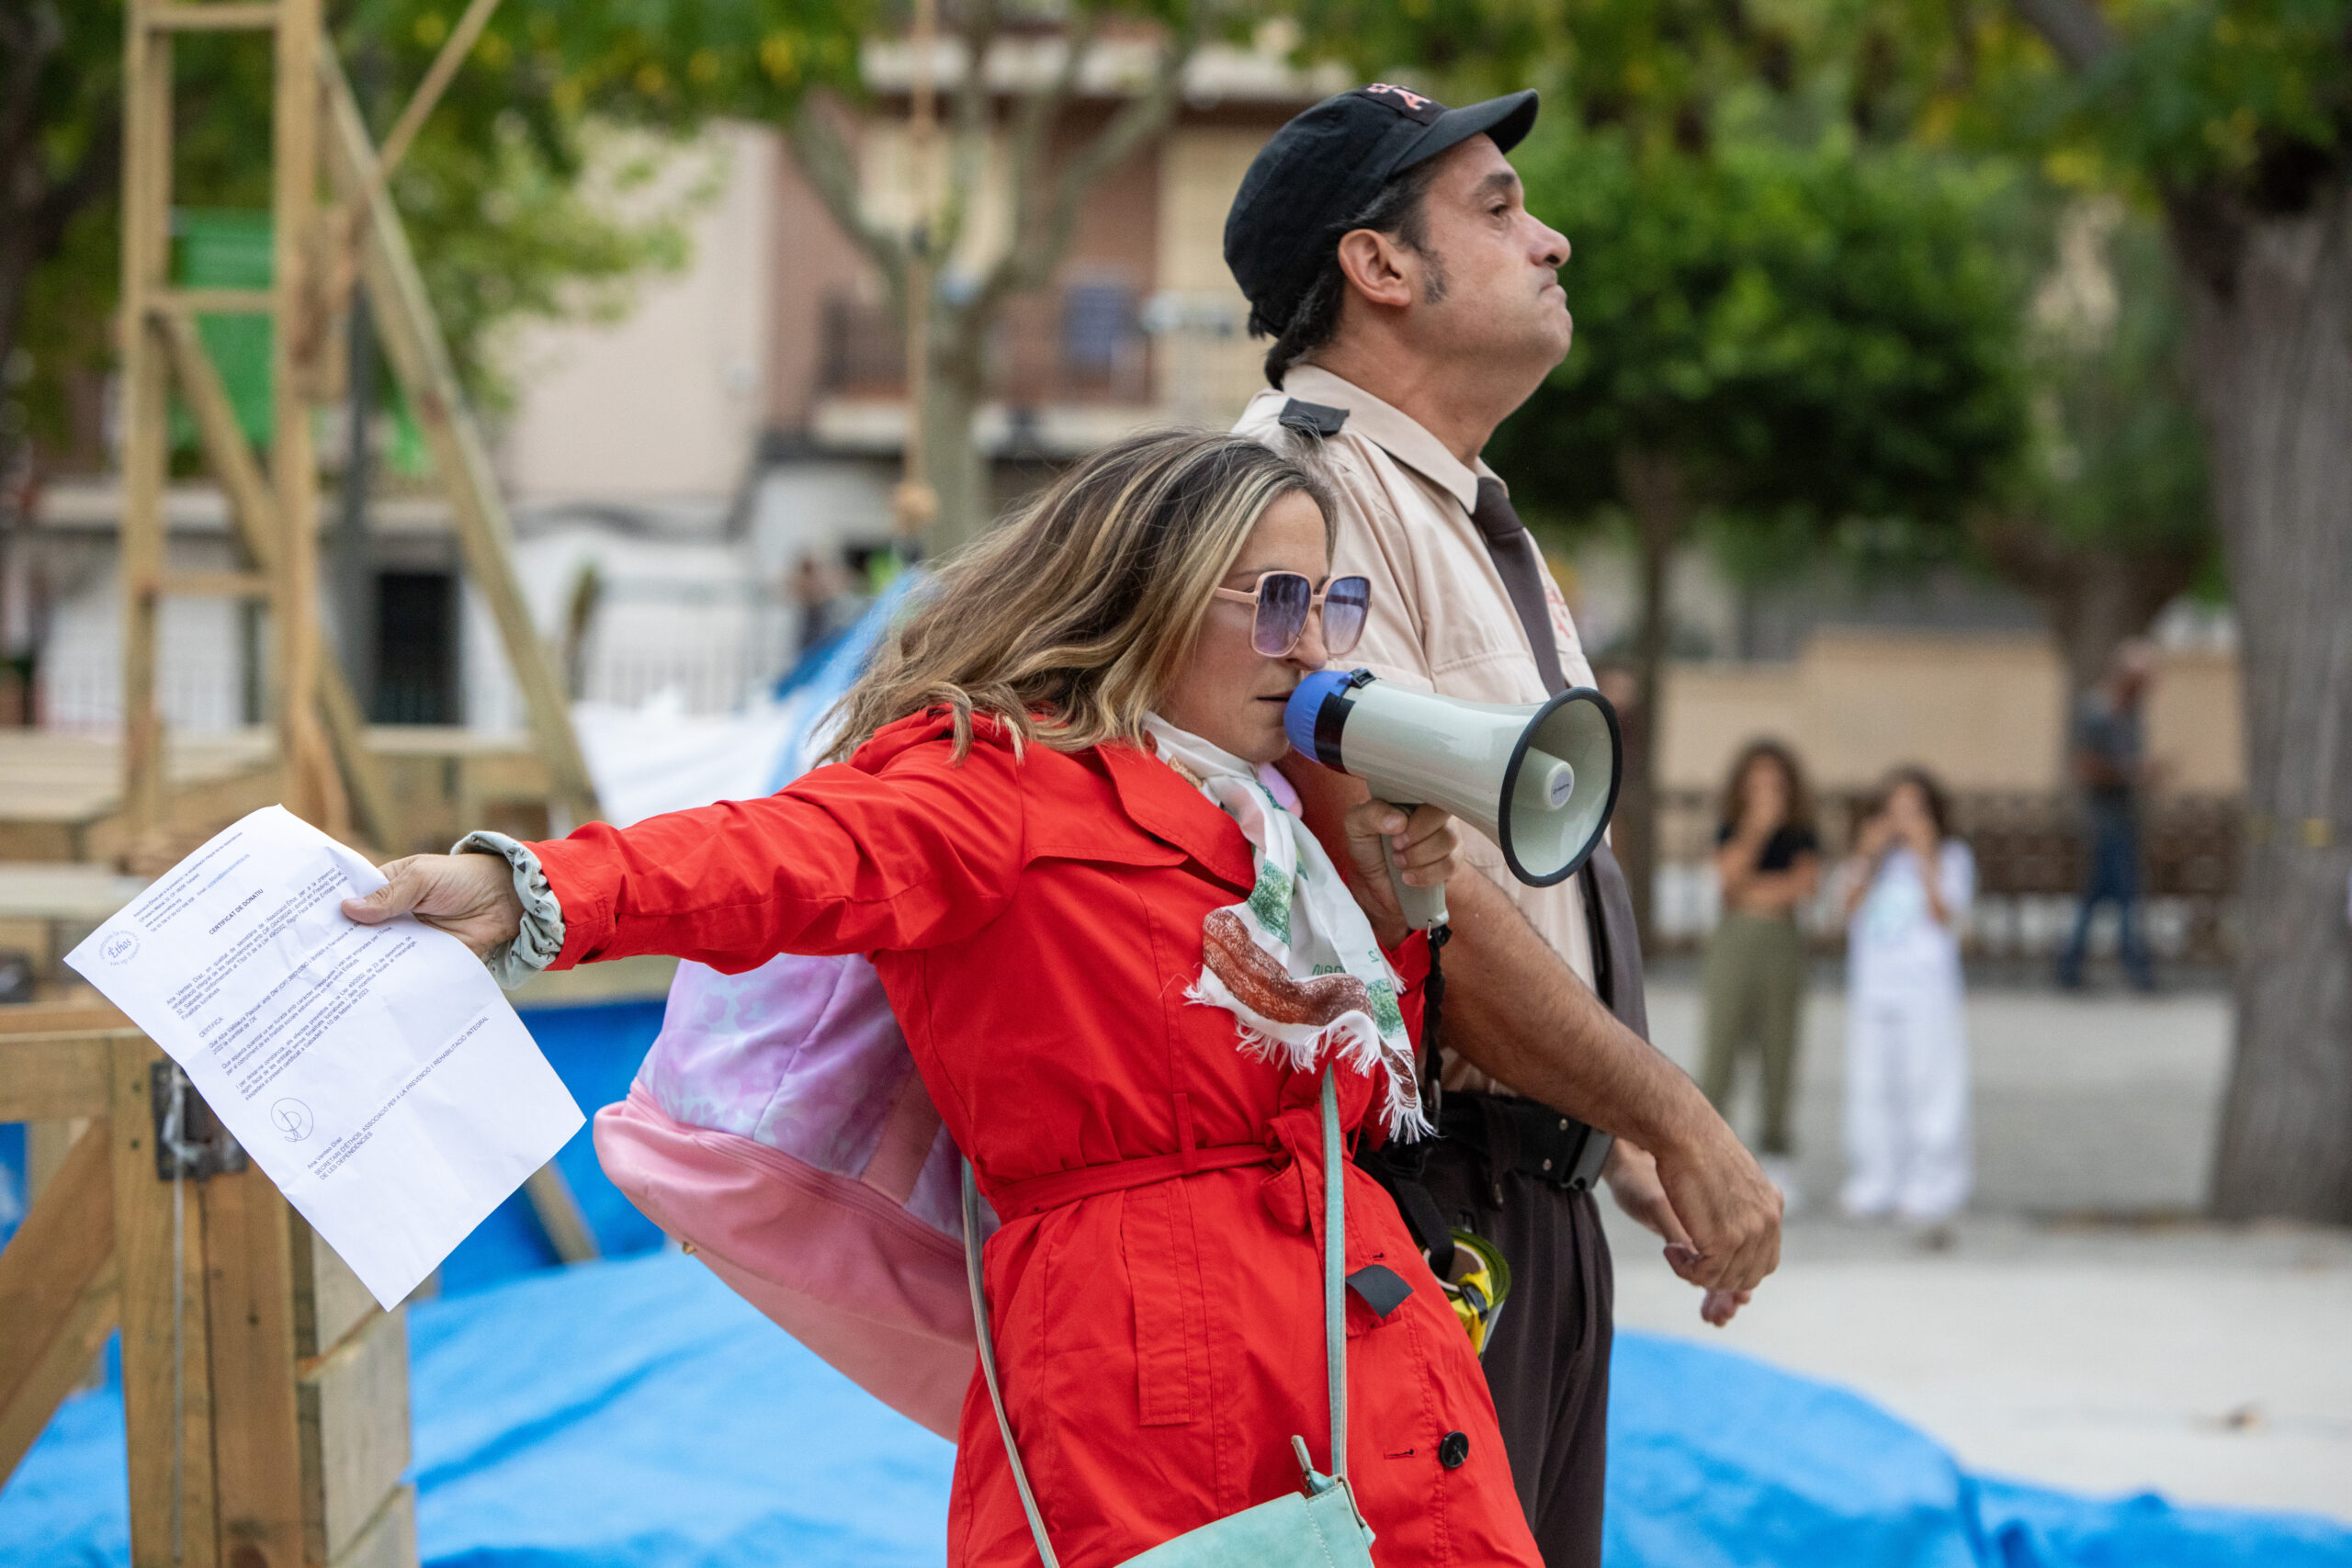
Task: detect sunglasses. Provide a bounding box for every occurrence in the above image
[1211,571,1372,659]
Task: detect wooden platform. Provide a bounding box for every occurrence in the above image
[0,730,280,863]
[0,728,558,867]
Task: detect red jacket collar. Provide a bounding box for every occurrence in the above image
[1097,741,1258,893]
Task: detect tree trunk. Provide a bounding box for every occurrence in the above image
[923,321,990,557]
[1615,447,1691,951]
[2174,180,2352,1222]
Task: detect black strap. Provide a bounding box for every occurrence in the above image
[1470,478,1568,698]
[1465,474,1649,1043]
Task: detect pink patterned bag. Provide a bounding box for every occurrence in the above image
[592,951,983,1438]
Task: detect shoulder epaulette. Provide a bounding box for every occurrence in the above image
[1277,399,1350,437]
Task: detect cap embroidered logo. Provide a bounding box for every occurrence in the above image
[1359,83,1445,124]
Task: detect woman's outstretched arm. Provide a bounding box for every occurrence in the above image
[346,726,1026,975]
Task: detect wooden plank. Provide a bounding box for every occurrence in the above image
[326,1483,417,1568]
[119,10,175,840]
[112,1035,221,1568]
[24,1118,108,1401]
[289,1220,378,1361]
[0,1123,118,1483]
[151,287,276,314]
[0,999,130,1033]
[272,0,345,840]
[146,4,281,28]
[159,570,273,599]
[0,1033,119,1121]
[299,1307,411,1566]
[160,309,403,852]
[522,1164,600,1265]
[320,55,603,831]
[202,1168,306,1568]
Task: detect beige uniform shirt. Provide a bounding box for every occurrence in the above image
[1234,365,1599,1095]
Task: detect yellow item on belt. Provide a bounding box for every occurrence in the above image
[1432,1228,1511,1355]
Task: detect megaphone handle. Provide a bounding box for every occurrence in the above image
[1384,807,1449,932]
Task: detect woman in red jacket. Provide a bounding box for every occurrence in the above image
[349,431,1544,1568]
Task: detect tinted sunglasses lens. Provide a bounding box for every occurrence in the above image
[1253,573,1311,655]
[1321,577,1371,655]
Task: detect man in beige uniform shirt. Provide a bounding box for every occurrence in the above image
[1227,85,1781,1565]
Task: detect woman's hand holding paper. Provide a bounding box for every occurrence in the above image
[343,852,527,957]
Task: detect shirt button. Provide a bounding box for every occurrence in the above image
[1439,1430,1470,1469]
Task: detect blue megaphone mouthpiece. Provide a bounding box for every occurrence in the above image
[1283,669,1372,763]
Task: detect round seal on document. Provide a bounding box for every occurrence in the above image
[101,931,139,965]
[271,1098,315,1143]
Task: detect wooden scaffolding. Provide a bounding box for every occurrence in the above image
[114,0,600,849]
[0,3,611,1563]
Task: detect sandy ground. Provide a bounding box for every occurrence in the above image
[1599,976,2352,1522]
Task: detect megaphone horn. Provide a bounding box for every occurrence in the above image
[1283,669,1623,931]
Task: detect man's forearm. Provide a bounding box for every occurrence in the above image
[1440,868,1713,1155]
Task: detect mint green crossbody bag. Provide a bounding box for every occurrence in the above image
[960,1067,1379,1567]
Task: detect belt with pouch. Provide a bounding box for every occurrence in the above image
[1438,1090,1614,1197]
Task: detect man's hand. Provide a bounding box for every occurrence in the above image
[1645,1111,1782,1297]
[1603,1140,1752,1326]
[342,852,526,958]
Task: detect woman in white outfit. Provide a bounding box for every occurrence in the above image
[1838,767,1974,1223]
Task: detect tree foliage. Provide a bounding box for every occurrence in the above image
[1492,126,2024,546]
[0,0,867,460]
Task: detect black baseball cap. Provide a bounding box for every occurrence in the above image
[1225,84,1539,336]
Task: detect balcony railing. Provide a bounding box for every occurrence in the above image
[821,286,1153,406]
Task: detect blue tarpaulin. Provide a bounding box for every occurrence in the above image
[7,1258,2347,1568]
[6,1002,2348,1568]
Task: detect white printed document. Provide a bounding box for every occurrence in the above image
[66,805,582,1307]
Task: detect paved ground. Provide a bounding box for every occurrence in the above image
[1598,975,2352,1522]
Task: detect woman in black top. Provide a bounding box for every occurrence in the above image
[1702,740,1823,1206]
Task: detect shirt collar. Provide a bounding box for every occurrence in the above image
[1276,365,1498,515]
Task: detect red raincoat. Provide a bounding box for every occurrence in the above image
[532,712,1544,1568]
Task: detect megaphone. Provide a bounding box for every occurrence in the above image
[1284,669,1623,931]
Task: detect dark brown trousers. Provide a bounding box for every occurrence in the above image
[1419,1133,1614,1568]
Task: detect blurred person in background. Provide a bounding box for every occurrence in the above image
[1702,741,1822,1209]
[1838,766,1975,1227]
[789,552,870,659]
[2057,639,2158,992]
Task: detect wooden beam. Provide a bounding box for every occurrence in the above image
[327,1483,416,1568]
[320,54,603,830]
[202,1169,306,1568]
[272,0,345,839]
[290,1219,378,1363]
[522,1164,601,1265]
[112,1035,220,1568]
[0,1032,126,1121]
[145,4,281,28]
[375,0,503,182]
[152,288,276,315]
[119,6,175,840]
[158,309,404,852]
[299,1308,411,1565]
[0,1123,119,1484]
[160,570,274,599]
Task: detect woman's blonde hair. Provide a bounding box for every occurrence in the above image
[825,428,1334,761]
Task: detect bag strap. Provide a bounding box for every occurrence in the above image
[960,1065,1351,1566]
[963,1162,1062,1568]
[1318,1065,1347,1480]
